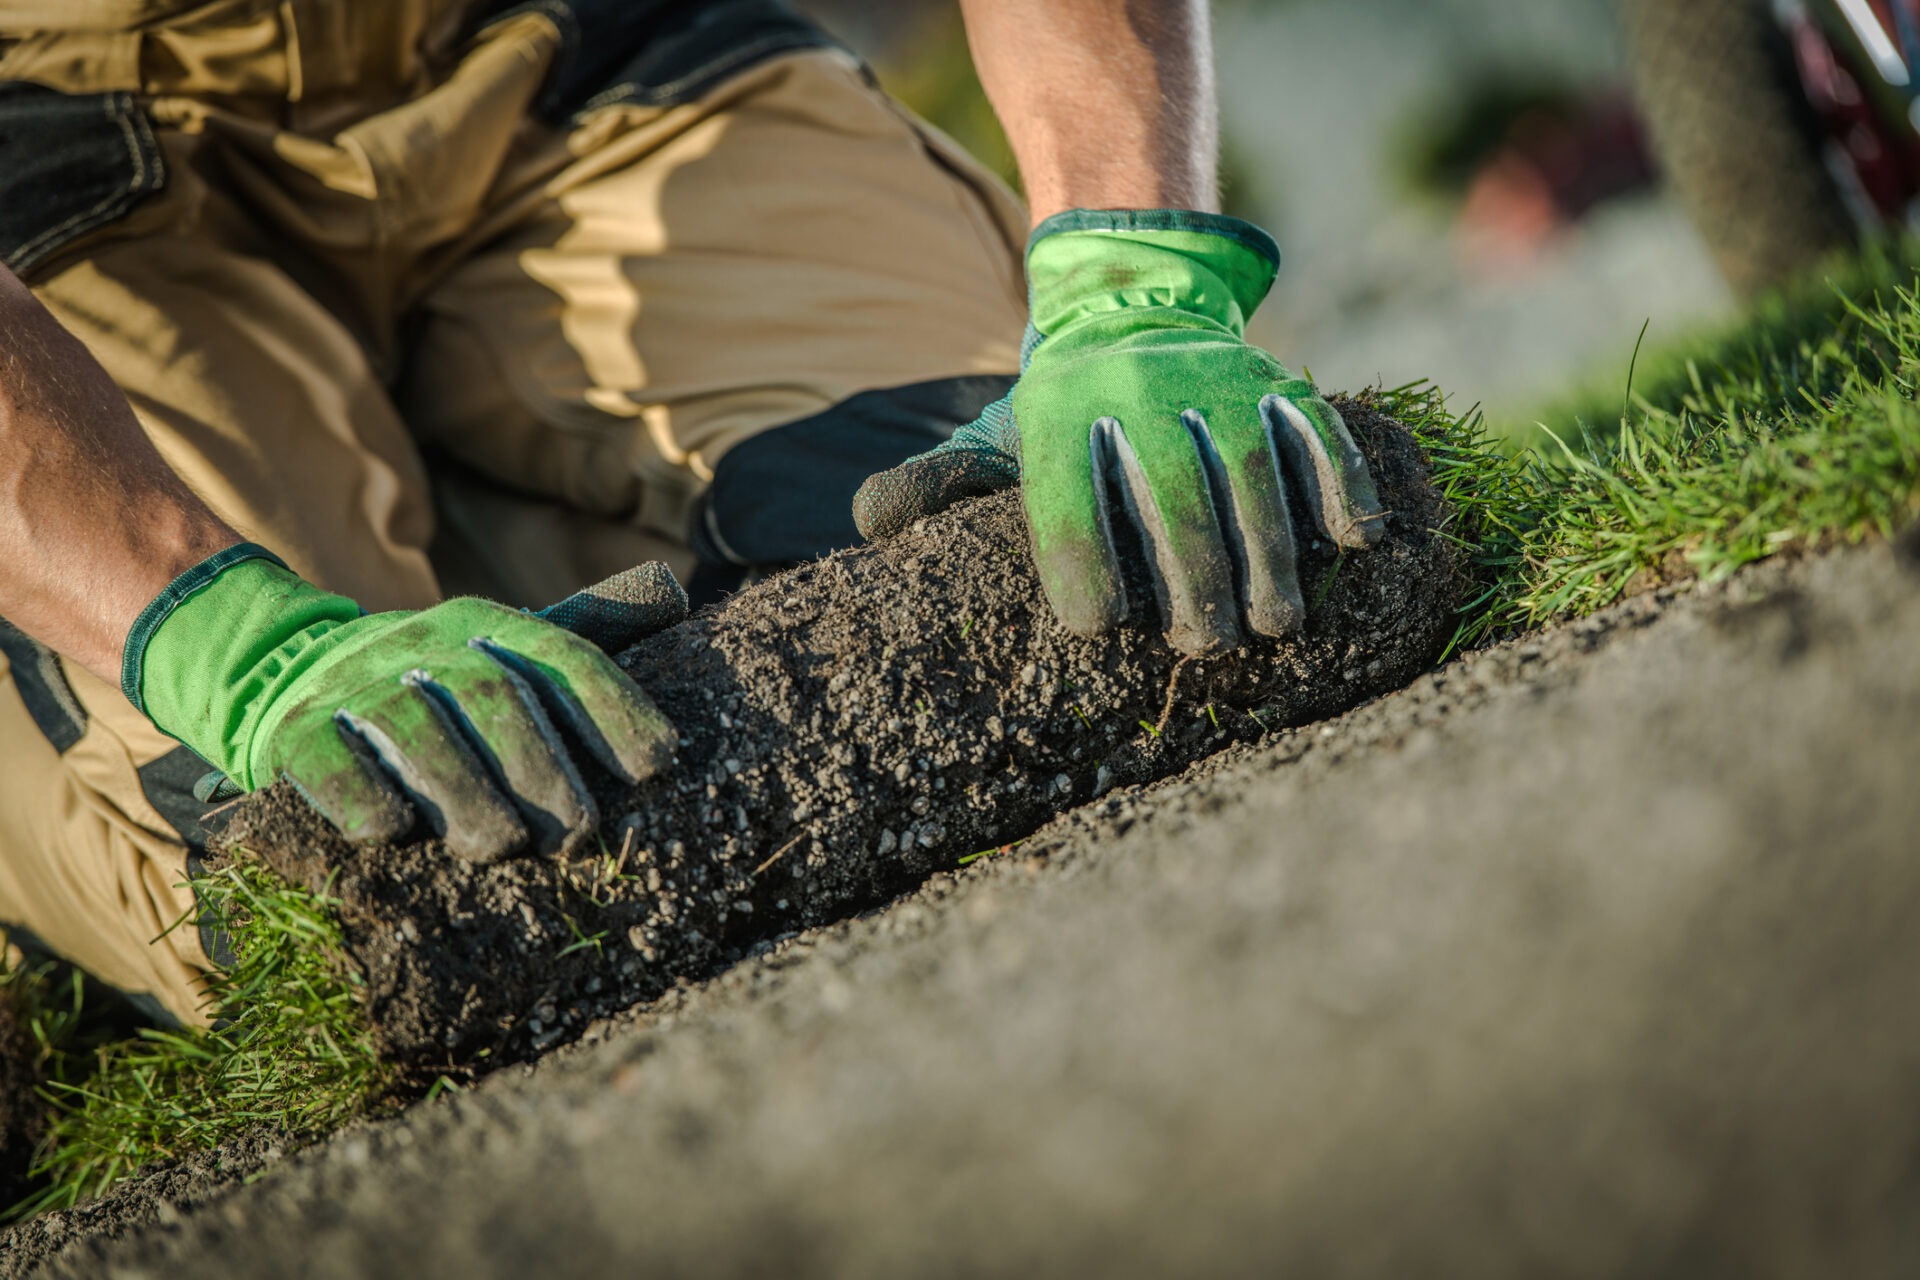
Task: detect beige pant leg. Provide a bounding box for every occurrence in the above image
[0,652,218,1023]
[0,135,441,1026]
[398,48,1029,605]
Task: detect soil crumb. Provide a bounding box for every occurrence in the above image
[220,397,1464,1065]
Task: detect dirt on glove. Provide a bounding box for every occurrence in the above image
[218,395,1466,1067]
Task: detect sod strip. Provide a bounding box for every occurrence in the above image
[216,396,1466,1066]
[8,864,387,1217]
[1470,275,1920,641]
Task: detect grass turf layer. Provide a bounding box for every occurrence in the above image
[3,862,389,1218]
[1463,261,1920,641]
[8,254,1920,1220]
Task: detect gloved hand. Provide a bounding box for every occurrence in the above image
[124,547,687,863]
[854,210,1384,655]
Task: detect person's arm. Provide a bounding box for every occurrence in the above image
[0,264,683,863]
[956,0,1219,222]
[0,265,239,684]
[857,1,1382,655]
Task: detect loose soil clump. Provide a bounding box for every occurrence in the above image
[220,397,1464,1066]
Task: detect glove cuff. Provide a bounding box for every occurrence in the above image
[1028,209,1280,268]
[127,545,361,785]
[122,542,289,713]
[1024,209,1283,342]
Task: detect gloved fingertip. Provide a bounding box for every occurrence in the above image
[1037,567,1128,639]
[537,561,690,654]
[547,792,602,860]
[855,449,1020,543]
[1169,627,1235,658]
[1166,605,1242,658]
[283,764,413,847]
[623,738,675,787]
[851,468,913,542]
[603,704,677,785]
[1344,508,1389,550]
[592,561,689,614]
[446,817,528,866]
[353,804,416,847]
[1261,394,1385,552]
[192,769,245,805]
[1243,575,1307,639]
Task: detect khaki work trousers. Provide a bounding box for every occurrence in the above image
[0,0,1026,1023]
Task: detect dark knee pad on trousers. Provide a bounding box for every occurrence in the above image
[686,373,1016,605]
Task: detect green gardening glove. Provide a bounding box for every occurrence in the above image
[124,546,686,864]
[853,210,1384,655]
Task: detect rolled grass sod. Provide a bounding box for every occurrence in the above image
[4,868,388,1217]
[223,396,1465,1067]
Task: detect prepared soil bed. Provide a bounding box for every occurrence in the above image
[217,397,1465,1067]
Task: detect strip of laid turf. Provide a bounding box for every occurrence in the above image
[1469,261,1920,640]
[4,864,390,1218]
[10,251,1920,1221]
[1521,240,1920,450]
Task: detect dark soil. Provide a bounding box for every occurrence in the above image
[0,1132,281,1274]
[221,397,1464,1067]
[0,992,42,1210]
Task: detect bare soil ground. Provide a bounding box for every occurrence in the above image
[10,519,1920,1278]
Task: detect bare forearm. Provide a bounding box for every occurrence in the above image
[958,0,1219,223]
[0,266,238,686]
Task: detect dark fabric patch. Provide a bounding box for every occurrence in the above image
[479,0,846,123]
[137,747,238,971]
[0,83,166,276]
[689,374,1018,571]
[0,618,87,754]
